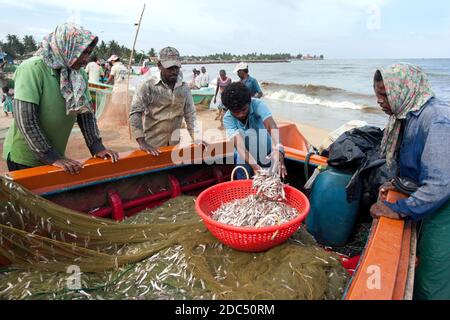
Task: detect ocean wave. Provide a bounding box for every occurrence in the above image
[260,81,375,99]
[264,89,373,110]
[427,72,450,79]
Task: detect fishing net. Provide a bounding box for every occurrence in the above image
[0,176,349,300]
[88,87,111,118]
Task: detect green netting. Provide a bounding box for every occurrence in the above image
[0,176,349,300]
[89,87,112,117]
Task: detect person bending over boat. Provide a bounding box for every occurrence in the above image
[234,62,263,99]
[369,63,450,300]
[129,47,206,156]
[2,23,119,175]
[221,82,286,180]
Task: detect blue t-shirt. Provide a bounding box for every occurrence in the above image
[223,99,273,166]
[242,76,262,97]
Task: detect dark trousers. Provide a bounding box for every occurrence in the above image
[6,154,32,172]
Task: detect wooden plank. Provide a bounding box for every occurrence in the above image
[346,191,409,300]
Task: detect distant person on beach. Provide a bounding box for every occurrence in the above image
[2,86,13,117]
[198,66,210,88]
[369,63,450,300]
[189,68,201,89]
[0,57,7,88]
[222,82,286,180]
[234,62,263,98]
[2,23,119,174]
[213,69,232,128]
[85,55,103,83]
[101,61,111,83]
[129,47,206,156]
[106,55,128,86]
[107,54,128,104]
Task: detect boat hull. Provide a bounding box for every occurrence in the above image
[0,123,413,300]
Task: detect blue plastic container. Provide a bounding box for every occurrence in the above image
[306,168,361,247]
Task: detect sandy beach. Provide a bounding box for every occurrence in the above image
[0,107,329,173]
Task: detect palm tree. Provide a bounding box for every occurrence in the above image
[23,35,38,54]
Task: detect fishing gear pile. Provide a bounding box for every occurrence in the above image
[0,176,348,300]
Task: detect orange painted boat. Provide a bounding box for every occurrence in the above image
[0,122,414,300]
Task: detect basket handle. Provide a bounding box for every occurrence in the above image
[231,166,250,181]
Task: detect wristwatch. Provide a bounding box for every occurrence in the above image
[277,145,285,156]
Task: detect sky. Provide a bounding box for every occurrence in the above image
[1,0,450,59]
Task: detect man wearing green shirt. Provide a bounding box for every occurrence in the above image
[2,23,118,174]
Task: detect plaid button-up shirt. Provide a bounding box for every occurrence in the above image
[129,73,200,147]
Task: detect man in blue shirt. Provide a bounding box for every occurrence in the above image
[234,62,263,99]
[369,64,450,300]
[222,82,286,179]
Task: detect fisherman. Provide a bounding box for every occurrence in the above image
[198,66,210,88]
[106,54,127,86]
[85,55,103,83]
[106,54,128,104]
[1,86,13,117]
[129,47,206,156]
[234,62,263,98]
[369,63,450,300]
[2,23,119,174]
[189,68,201,89]
[0,55,7,88]
[221,82,286,180]
[213,69,232,128]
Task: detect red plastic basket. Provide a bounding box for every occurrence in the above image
[195,180,310,252]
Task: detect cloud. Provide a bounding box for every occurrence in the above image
[1,0,449,58]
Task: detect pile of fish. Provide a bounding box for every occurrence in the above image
[212,168,299,228]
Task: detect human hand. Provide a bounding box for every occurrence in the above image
[370,201,403,220]
[251,164,262,174]
[95,149,119,163]
[137,138,160,156]
[378,180,396,201]
[52,158,83,175]
[266,150,287,178]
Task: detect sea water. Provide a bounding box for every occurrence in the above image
[134,59,450,131]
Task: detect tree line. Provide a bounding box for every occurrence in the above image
[0,34,38,58]
[1,34,324,64]
[182,52,324,61]
[0,34,156,64]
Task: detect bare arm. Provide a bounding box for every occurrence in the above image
[106,74,114,85]
[233,133,261,173]
[213,79,220,102]
[263,116,287,177]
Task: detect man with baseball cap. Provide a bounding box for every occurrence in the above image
[234,62,263,99]
[129,46,205,156]
[106,54,127,86]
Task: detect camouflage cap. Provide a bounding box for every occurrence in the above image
[158,46,181,69]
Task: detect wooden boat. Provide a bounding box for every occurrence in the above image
[0,123,414,300]
[191,87,215,108]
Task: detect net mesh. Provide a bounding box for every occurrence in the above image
[0,176,349,300]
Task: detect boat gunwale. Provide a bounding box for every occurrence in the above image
[0,125,412,300]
